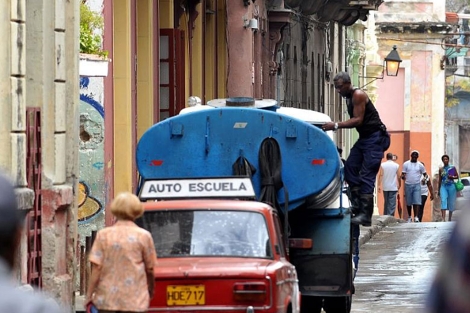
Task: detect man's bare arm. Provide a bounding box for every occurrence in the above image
[345,90,367,128]
[322,90,367,131]
[378,167,383,192]
[396,169,401,190]
[427,179,434,200]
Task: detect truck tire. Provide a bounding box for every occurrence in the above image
[300,295,322,313]
[323,296,352,313]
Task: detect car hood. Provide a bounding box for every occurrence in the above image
[154,257,274,279]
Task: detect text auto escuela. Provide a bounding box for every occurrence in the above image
[146,181,248,194]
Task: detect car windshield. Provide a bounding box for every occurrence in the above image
[137,210,272,258]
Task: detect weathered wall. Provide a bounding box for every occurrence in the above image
[372,0,447,221]
[446,91,470,173]
[27,0,80,308]
[0,0,37,285]
[78,76,106,241]
[375,0,446,178]
[0,0,80,310]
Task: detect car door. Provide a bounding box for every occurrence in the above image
[273,213,299,312]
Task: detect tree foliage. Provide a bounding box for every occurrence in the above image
[446,0,470,13]
[80,2,107,57]
[445,76,470,107]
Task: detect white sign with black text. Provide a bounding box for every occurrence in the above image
[139,177,256,199]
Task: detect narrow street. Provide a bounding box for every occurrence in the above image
[351,220,455,312]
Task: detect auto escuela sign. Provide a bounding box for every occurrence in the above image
[139,177,256,199]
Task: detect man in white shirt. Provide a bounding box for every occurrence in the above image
[401,150,428,222]
[378,153,401,216]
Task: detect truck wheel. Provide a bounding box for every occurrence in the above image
[323,296,352,313]
[300,295,322,313]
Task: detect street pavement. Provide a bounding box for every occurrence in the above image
[352,216,455,313]
[75,215,455,313]
[358,215,404,247]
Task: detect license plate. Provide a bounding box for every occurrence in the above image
[167,285,205,306]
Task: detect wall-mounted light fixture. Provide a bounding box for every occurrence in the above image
[244,17,259,31]
[360,45,402,88]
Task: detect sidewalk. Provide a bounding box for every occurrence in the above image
[358,214,403,246]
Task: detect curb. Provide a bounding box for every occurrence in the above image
[358,215,403,246]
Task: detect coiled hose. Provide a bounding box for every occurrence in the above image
[258,138,290,239]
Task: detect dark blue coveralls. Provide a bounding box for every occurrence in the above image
[344,89,390,278]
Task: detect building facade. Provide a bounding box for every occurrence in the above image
[0,0,80,309]
[371,0,450,221]
[103,0,383,213]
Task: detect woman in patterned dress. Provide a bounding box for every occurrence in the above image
[86,192,157,313]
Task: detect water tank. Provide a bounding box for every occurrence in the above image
[136,107,341,210]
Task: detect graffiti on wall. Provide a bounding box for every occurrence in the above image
[78,181,102,222]
[79,77,105,235]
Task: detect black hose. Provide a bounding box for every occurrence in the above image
[232,156,256,177]
[258,138,290,241]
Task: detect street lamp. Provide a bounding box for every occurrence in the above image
[360,45,402,87]
[384,45,402,76]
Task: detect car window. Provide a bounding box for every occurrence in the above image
[137,210,272,258]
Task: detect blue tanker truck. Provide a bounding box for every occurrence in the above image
[136,97,356,313]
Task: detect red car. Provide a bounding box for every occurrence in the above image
[137,199,300,313]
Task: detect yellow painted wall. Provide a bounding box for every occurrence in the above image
[216,0,227,97]
[160,0,173,27]
[178,10,191,101]
[191,4,203,99]
[158,0,228,106]
[137,0,155,139]
[204,9,216,101]
[180,0,227,102]
[113,0,133,193]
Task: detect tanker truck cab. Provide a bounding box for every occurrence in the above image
[136,177,300,313]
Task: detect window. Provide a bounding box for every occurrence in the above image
[137,210,272,258]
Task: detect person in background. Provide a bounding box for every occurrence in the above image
[401,150,427,223]
[427,209,470,312]
[378,152,401,216]
[86,192,157,312]
[437,154,458,222]
[418,162,434,222]
[323,72,390,226]
[0,172,63,313]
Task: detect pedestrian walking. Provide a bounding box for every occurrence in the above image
[322,71,390,226]
[86,192,157,312]
[0,172,63,313]
[378,152,401,216]
[401,150,427,222]
[418,162,434,222]
[437,154,459,222]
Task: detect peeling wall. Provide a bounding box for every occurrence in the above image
[375,0,447,177]
[78,77,105,242]
[446,91,470,172]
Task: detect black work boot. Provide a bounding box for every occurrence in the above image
[351,194,374,227]
[347,186,361,216]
